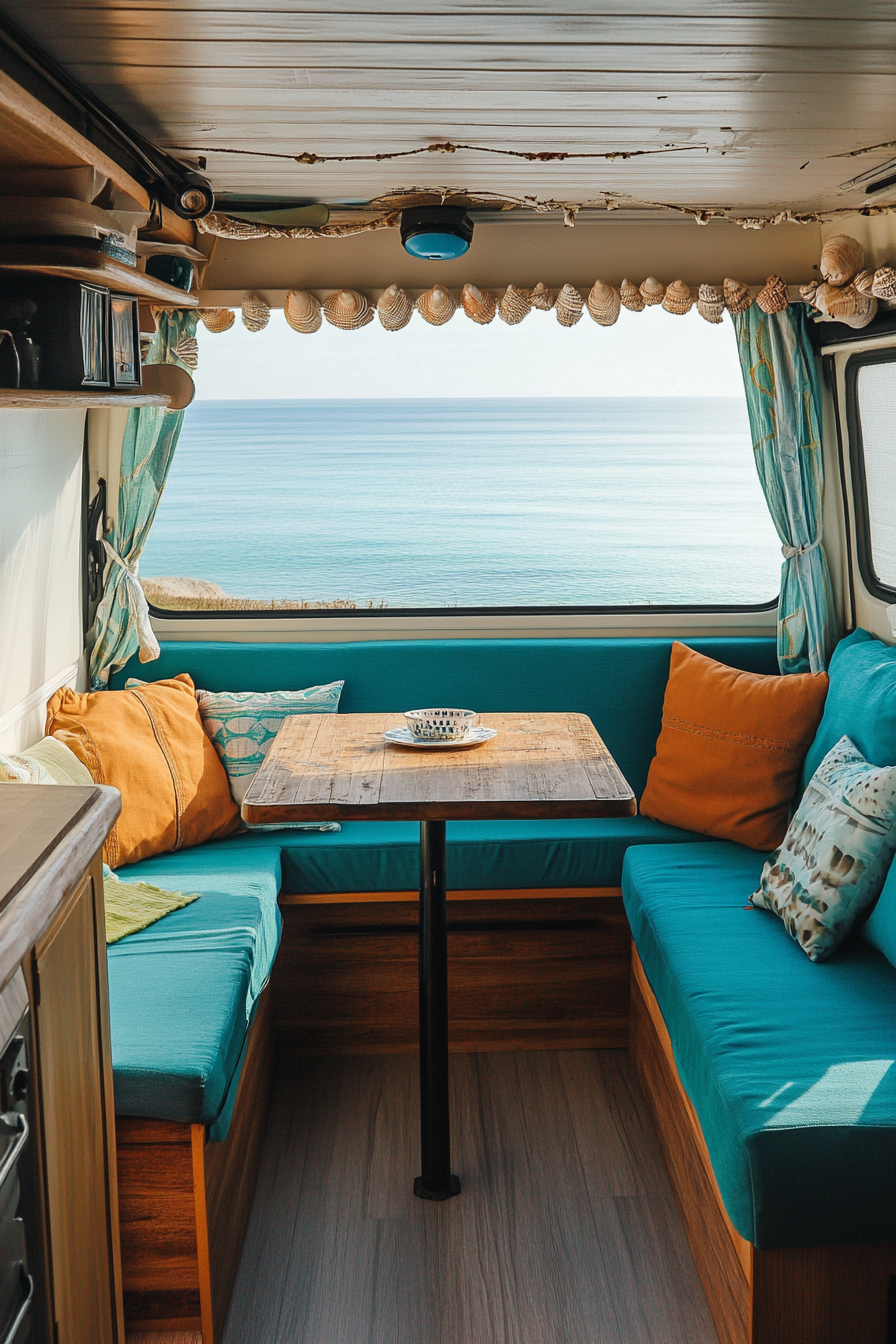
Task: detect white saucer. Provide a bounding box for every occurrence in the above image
[383,726,497,750]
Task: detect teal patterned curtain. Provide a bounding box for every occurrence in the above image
[733,304,838,674]
[89,309,197,688]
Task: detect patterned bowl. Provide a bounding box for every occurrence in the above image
[403,708,479,742]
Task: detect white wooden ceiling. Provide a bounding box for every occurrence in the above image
[5,1,896,217]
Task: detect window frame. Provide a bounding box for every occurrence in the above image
[844,348,896,603]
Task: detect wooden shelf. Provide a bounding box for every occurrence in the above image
[0,245,199,307]
[0,389,171,408]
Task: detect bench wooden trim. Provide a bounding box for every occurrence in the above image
[116,988,273,1341]
[279,886,622,905]
[630,947,896,1344]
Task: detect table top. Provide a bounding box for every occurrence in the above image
[241,712,636,824]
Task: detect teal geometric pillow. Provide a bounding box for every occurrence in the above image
[195,683,344,831]
[750,735,896,962]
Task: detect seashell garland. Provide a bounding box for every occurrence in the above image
[198,307,235,334]
[498,284,531,325]
[819,283,878,328]
[461,283,496,325]
[619,279,645,312]
[639,277,665,307]
[586,280,620,327]
[376,284,413,331]
[799,282,821,308]
[241,293,270,333]
[853,269,875,294]
[871,266,896,301]
[416,285,457,326]
[723,278,753,314]
[756,275,789,315]
[697,284,725,324]
[819,234,865,287]
[173,334,199,369]
[285,289,321,334]
[323,289,373,330]
[529,281,554,311]
[555,283,584,327]
[662,280,692,315]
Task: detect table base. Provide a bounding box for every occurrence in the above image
[415,819,461,1201]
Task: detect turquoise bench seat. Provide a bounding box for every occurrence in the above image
[623,841,896,1249]
[108,847,282,1133]
[202,816,711,892]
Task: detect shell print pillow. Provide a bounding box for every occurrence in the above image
[750,735,896,962]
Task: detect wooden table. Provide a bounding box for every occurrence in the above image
[243,711,636,1200]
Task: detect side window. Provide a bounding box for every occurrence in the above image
[847,352,896,598]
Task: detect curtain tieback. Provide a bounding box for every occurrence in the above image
[782,534,822,560]
[102,540,161,665]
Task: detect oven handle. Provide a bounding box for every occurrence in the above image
[0,1115,28,1195]
[0,1272,33,1344]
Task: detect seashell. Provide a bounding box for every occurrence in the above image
[662,279,692,315]
[818,283,878,328]
[323,289,373,330]
[756,275,789,315]
[285,289,321,334]
[555,283,584,327]
[498,284,531,325]
[415,285,456,326]
[871,266,896,301]
[376,284,413,332]
[799,282,821,307]
[586,280,620,327]
[696,284,725,324]
[639,276,665,306]
[529,281,554,311]
[723,278,753,314]
[241,293,270,333]
[198,307,235,334]
[173,334,199,369]
[853,268,875,294]
[461,283,496,325]
[819,234,865,286]
[619,278,645,312]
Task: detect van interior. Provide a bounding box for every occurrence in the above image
[0,5,895,1343]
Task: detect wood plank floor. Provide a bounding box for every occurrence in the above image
[223,1051,720,1344]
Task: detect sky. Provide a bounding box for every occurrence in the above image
[191,301,746,400]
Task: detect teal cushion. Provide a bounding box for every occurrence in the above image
[193,816,712,892]
[623,842,896,1248]
[107,847,282,1128]
[111,638,779,801]
[863,858,896,969]
[802,629,896,791]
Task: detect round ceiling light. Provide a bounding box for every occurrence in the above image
[400,206,474,260]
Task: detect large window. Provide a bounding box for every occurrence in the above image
[141,305,781,614]
[848,351,896,598]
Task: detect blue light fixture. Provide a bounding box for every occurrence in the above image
[400,206,474,260]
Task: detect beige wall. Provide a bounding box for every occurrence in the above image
[0,409,86,751]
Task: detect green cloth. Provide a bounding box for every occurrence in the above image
[107,847,282,1130]
[732,305,838,674]
[623,841,896,1249]
[103,868,199,943]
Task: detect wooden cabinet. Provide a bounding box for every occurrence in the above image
[0,785,123,1344]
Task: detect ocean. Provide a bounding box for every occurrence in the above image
[140,397,782,609]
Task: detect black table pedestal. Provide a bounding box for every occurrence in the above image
[414,819,461,1201]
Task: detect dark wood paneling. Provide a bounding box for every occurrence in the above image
[752,1243,896,1344]
[629,960,751,1344]
[273,896,630,1056]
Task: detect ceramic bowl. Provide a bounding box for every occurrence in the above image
[403,708,479,742]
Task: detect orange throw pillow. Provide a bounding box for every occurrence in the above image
[640,643,829,850]
[46,674,241,867]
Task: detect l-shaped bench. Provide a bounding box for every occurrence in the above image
[107,633,896,1343]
